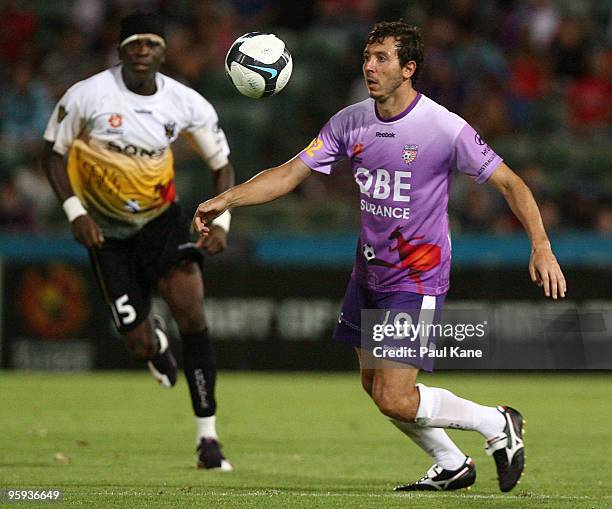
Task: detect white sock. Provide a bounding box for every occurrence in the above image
[155,327,168,354]
[195,415,218,442]
[389,417,466,471]
[416,383,505,439]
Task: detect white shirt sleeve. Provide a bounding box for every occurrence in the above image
[43,82,88,156]
[184,91,230,170]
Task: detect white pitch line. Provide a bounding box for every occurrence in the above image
[89,490,609,501]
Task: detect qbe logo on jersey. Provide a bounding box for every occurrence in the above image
[355,167,411,202]
[355,167,412,220]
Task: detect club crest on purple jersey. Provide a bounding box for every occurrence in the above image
[402,144,418,164]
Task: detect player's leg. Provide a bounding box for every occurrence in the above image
[371,367,523,491]
[356,348,467,468]
[340,284,471,490]
[356,348,374,397]
[89,241,177,386]
[145,313,179,388]
[357,350,474,490]
[157,261,213,414]
[415,383,524,492]
[362,286,522,491]
[364,349,522,491]
[370,288,524,491]
[152,203,231,470]
[368,367,506,438]
[158,258,231,471]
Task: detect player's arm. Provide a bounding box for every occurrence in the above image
[199,161,236,254]
[193,156,312,235]
[212,162,236,195]
[184,124,238,254]
[41,141,104,248]
[487,162,566,299]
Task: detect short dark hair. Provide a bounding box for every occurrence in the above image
[366,21,424,85]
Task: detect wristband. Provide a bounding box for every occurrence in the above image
[211,210,231,233]
[62,196,87,223]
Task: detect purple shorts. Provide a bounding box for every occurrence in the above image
[333,278,446,372]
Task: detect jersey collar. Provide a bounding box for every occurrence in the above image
[374,92,422,123]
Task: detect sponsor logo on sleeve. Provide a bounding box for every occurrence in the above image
[57,105,68,123]
[479,154,497,175]
[303,137,324,157]
[474,132,493,156]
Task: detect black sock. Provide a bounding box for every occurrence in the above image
[182,329,217,417]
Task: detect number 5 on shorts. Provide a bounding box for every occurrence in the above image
[115,294,136,325]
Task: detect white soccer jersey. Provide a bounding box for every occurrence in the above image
[44,65,230,237]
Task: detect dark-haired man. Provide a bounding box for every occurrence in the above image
[194,21,566,491]
[42,13,234,470]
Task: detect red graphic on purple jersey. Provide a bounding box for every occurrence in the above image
[365,226,441,293]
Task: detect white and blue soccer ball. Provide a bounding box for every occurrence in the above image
[363,243,376,261]
[225,32,293,99]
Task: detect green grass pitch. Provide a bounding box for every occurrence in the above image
[1,371,610,508]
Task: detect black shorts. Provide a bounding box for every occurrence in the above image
[89,203,203,333]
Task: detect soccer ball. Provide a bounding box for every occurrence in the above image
[225,32,293,99]
[363,243,376,261]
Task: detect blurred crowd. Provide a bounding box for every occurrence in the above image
[0,0,610,235]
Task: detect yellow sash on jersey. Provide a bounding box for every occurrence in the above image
[67,139,176,226]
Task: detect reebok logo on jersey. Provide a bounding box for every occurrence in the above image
[375,132,395,138]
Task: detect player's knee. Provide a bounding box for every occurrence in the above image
[361,379,373,397]
[372,384,419,421]
[360,373,374,397]
[173,309,206,334]
[124,329,157,359]
[371,382,395,415]
[372,393,403,420]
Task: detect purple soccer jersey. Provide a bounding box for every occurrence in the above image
[298,93,502,295]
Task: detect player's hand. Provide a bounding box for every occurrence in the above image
[196,225,227,255]
[71,214,104,248]
[193,196,229,237]
[529,243,566,299]
[71,214,104,249]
